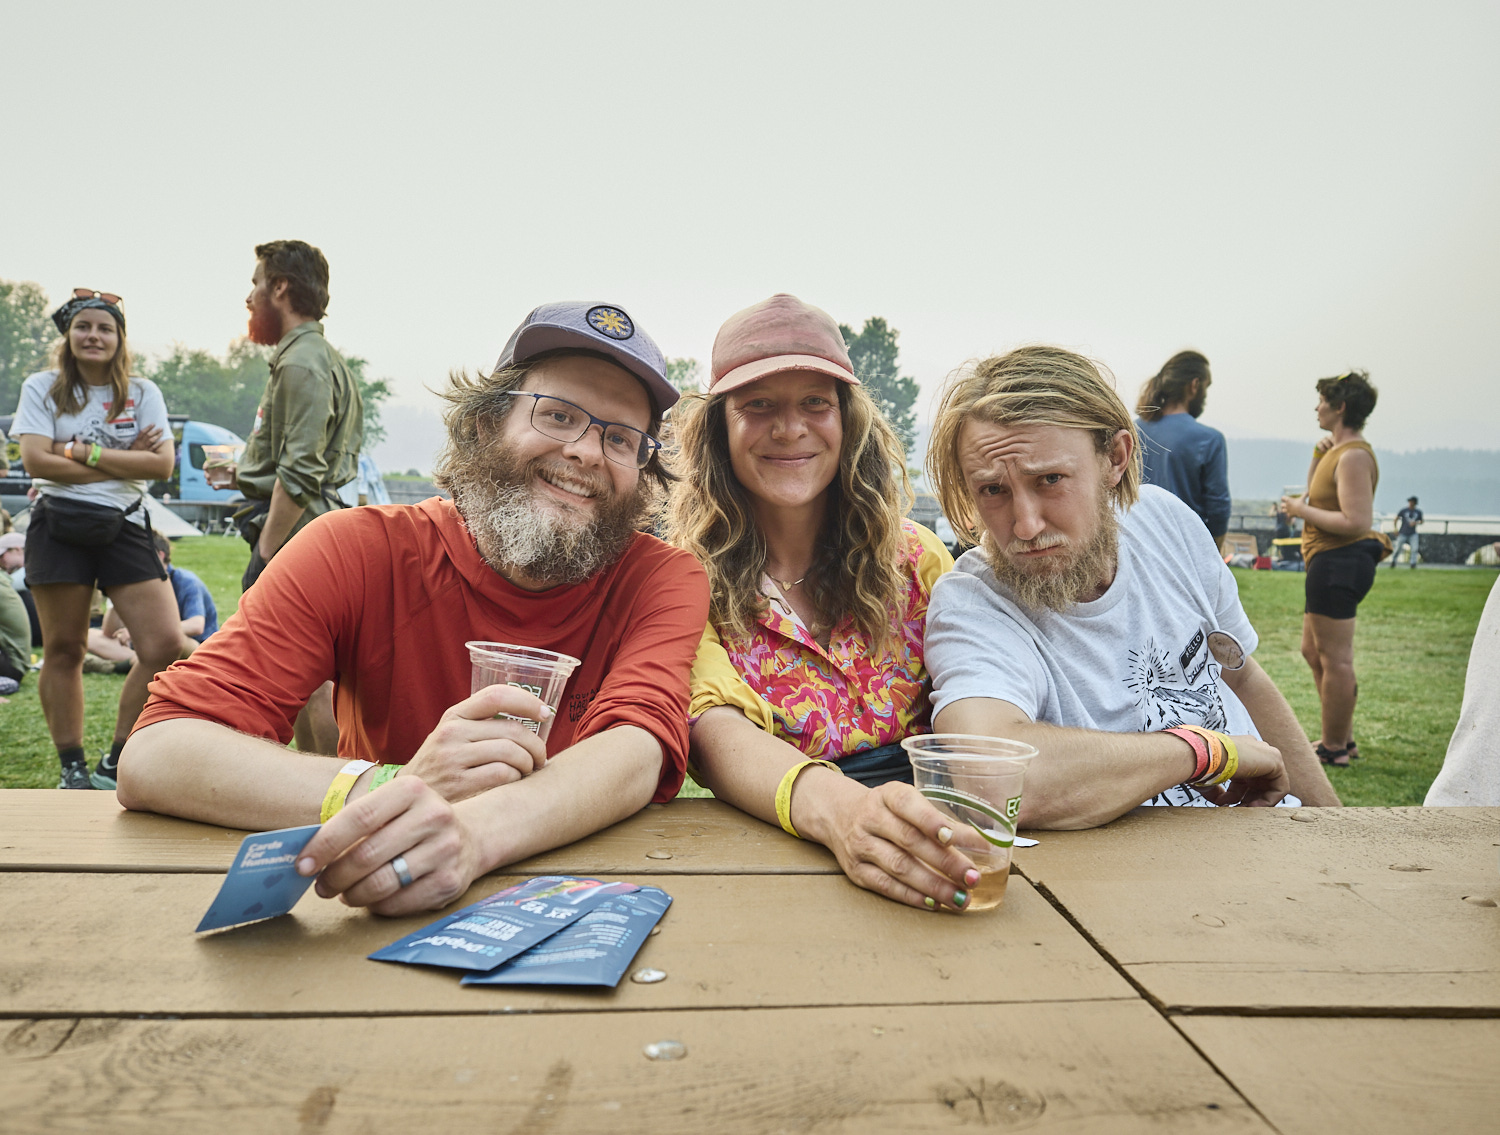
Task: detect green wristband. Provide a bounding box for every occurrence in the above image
[368,763,402,792]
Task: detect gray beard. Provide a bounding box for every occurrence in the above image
[449,454,644,587]
[983,493,1120,613]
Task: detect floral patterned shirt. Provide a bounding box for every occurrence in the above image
[689,521,953,760]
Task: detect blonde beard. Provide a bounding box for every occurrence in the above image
[982,490,1119,613]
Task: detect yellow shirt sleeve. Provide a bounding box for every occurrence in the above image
[687,619,776,733]
[908,521,955,595]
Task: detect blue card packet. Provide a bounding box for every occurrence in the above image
[195,824,322,933]
[462,886,672,988]
[369,876,639,972]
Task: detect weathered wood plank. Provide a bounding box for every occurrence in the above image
[1178,1016,1500,1135]
[0,871,1132,1015]
[0,1003,1270,1134]
[0,792,840,875]
[1012,806,1500,1012]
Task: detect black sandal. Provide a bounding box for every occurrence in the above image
[1316,743,1350,768]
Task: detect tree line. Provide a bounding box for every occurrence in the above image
[1,278,391,445]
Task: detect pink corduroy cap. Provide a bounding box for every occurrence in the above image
[709,294,860,394]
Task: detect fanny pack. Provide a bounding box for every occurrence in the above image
[41,494,144,548]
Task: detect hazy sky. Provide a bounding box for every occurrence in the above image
[4,2,1497,472]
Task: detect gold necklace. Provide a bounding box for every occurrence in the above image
[770,574,807,591]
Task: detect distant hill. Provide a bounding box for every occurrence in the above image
[1225,440,1499,516]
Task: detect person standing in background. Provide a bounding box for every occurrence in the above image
[1134,351,1231,542]
[1281,371,1390,769]
[208,241,363,755]
[1391,496,1423,569]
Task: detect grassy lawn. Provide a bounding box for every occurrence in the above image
[2,532,1492,806]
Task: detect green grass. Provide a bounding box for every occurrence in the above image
[0,537,249,788]
[3,536,1492,806]
[1233,566,1497,806]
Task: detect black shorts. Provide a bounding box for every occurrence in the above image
[1305,539,1382,620]
[23,498,167,593]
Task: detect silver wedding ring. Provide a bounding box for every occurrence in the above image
[390,855,414,888]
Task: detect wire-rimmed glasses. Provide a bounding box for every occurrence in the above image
[501,391,660,469]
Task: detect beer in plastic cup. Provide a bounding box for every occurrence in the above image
[202,444,243,490]
[465,641,581,743]
[901,734,1038,911]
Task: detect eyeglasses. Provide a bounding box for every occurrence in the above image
[501,391,660,470]
[73,288,123,306]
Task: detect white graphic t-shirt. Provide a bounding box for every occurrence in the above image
[927,486,1292,808]
[12,370,171,524]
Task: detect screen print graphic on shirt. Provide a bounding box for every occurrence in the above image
[1123,631,1228,734]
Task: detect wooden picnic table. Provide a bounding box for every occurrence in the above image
[1,792,1496,1133]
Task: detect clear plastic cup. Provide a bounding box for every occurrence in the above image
[202,443,243,489]
[901,734,1039,911]
[465,641,581,743]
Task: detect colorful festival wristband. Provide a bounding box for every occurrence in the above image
[320,758,376,822]
[1178,724,1234,786]
[774,759,840,839]
[1163,727,1211,782]
[368,763,402,793]
[86,443,103,467]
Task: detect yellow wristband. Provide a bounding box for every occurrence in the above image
[1208,733,1239,786]
[320,758,376,822]
[86,443,103,467]
[774,758,840,839]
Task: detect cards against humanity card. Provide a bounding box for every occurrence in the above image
[195,824,322,933]
[461,886,672,988]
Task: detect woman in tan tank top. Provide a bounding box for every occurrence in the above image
[1280,372,1390,768]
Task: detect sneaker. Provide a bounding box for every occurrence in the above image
[82,654,117,675]
[0,676,18,697]
[58,763,95,790]
[90,755,120,791]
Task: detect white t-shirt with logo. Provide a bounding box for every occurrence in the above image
[12,370,171,523]
[926,485,1295,807]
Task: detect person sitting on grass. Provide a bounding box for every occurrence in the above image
[118,302,709,917]
[91,534,219,684]
[922,346,1341,825]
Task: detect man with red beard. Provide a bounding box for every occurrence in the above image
[923,346,1340,827]
[120,303,710,917]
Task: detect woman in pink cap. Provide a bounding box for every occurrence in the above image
[667,295,983,913]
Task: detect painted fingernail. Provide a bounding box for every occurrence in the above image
[924,896,936,910]
[953,891,968,907]
[296,857,317,876]
[937,826,953,845]
[965,869,981,887]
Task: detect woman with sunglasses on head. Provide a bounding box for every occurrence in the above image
[1281,371,1391,769]
[12,290,181,790]
[667,295,987,914]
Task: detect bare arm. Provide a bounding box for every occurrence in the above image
[691,706,978,910]
[179,615,206,639]
[933,697,1290,828]
[1222,658,1341,806]
[20,431,173,483]
[1285,448,1375,537]
[258,478,307,560]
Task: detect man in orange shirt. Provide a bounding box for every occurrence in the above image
[119,303,709,916]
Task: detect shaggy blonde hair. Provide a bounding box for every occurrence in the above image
[665,382,912,652]
[927,345,1141,545]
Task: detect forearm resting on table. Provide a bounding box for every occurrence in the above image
[934,699,1196,829]
[118,717,360,830]
[461,724,664,871]
[1223,659,1341,806]
[690,706,863,843]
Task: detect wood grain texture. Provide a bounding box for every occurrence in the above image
[1177,1016,1500,1135]
[0,794,840,876]
[0,871,1132,1015]
[0,1003,1270,1134]
[1012,806,1500,1012]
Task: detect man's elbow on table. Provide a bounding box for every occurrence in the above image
[116,719,205,813]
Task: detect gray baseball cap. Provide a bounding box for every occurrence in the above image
[493,301,678,413]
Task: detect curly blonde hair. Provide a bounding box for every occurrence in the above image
[927,345,1141,545]
[665,382,912,652]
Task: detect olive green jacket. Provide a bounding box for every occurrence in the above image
[237,322,363,536]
